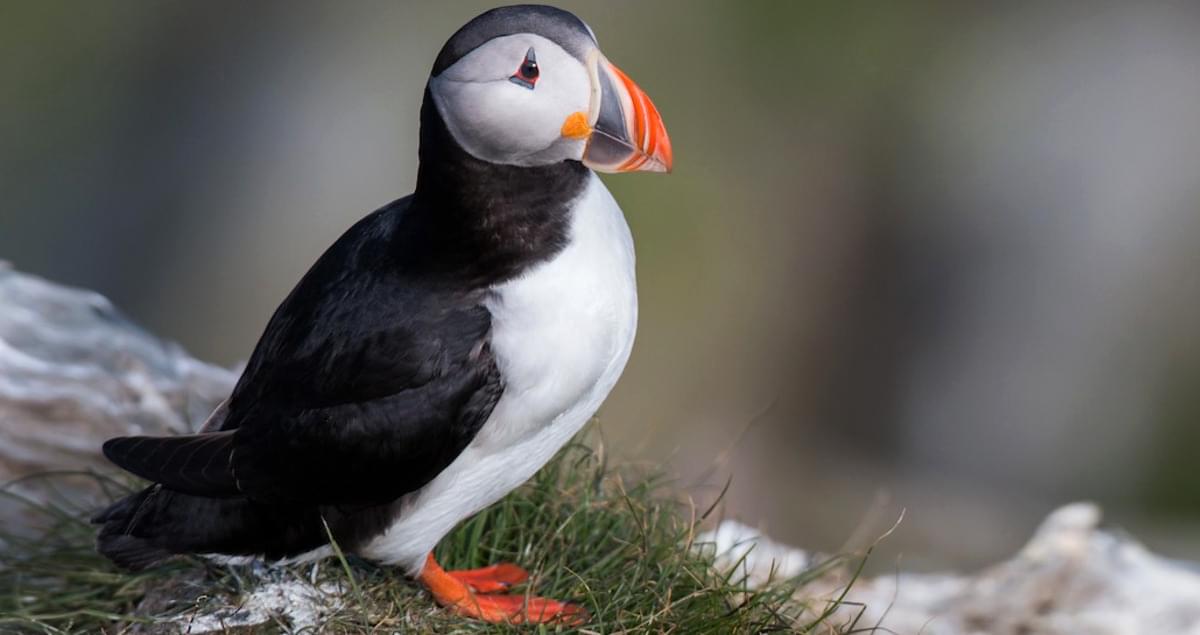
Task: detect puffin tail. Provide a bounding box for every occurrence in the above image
[92,484,332,572]
[92,485,177,571]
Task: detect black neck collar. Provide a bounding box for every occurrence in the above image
[401,88,589,286]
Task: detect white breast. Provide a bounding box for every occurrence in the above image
[360,173,638,573]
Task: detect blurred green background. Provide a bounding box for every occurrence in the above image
[3,1,1200,571]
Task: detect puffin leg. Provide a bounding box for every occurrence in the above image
[446,562,529,593]
[418,553,587,625]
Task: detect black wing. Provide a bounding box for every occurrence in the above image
[104,197,503,506]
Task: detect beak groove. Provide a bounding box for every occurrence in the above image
[581,54,672,174]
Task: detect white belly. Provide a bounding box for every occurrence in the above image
[360,174,638,573]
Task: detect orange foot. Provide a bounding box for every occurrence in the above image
[419,553,587,625]
[447,562,529,593]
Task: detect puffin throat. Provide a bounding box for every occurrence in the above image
[405,89,590,286]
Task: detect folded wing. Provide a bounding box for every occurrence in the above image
[100,199,503,508]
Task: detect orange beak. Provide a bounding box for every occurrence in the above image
[569,52,672,174]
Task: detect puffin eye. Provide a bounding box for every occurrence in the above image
[508,47,539,89]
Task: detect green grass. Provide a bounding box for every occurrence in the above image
[0,434,862,634]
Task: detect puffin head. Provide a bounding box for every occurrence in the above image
[427,4,672,173]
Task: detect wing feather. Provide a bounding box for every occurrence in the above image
[102,432,238,497]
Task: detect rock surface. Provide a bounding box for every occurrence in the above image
[704,503,1200,635]
[0,263,234,532]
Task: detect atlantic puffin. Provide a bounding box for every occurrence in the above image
[92,4,671,625]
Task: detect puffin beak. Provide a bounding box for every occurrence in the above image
[563,51,673,173]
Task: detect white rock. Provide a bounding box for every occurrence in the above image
[173,579,344,634]
[706,503,1200,635]
[0,267,235,533]
[697,520,813,588]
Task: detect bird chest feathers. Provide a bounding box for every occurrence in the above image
[359,175,639,573]
[479,174,638,450]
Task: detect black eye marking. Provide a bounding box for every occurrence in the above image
[509,47,539,89]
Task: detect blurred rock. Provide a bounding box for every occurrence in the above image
[0,263,234,530]
[700,519,814,589]
[706,503,1200,634]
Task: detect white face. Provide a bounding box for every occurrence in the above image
[429,33,594,167]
